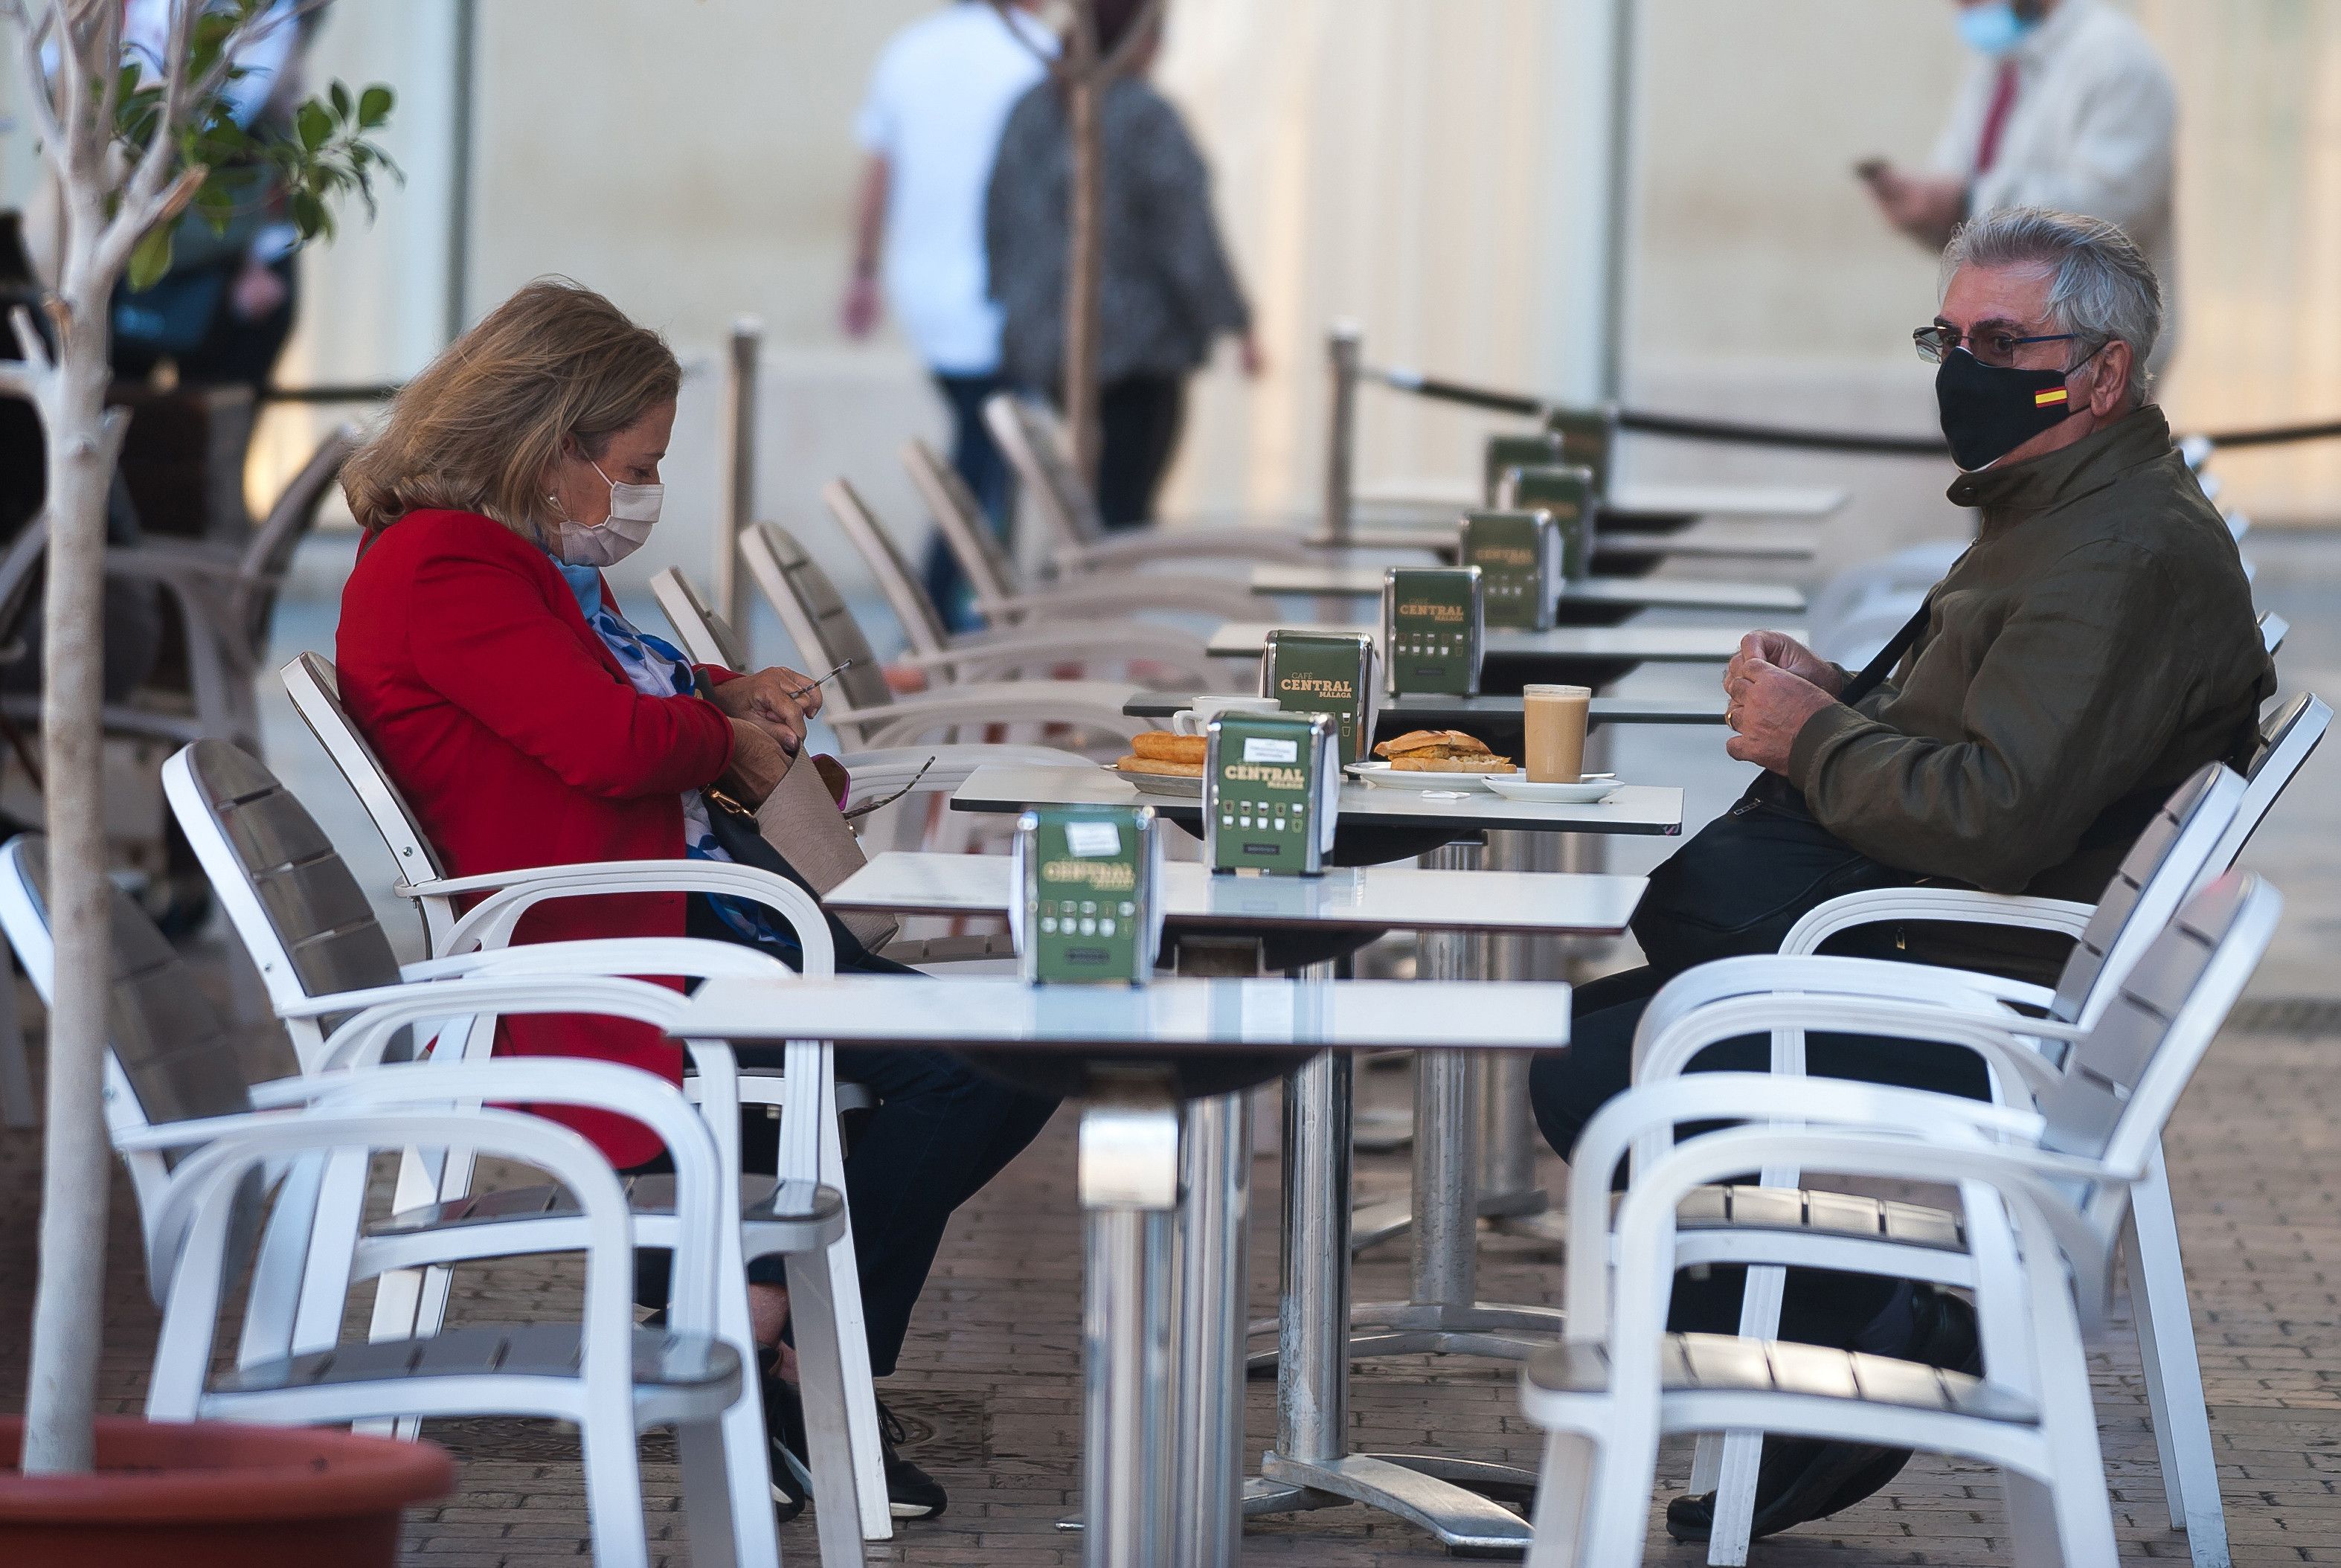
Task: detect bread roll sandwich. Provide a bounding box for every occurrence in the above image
[1115,730,1207,777]
[1371,729,1516,774]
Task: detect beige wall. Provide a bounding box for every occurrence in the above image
[8,0,2341,600]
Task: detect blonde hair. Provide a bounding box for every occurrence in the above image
[343,279,681,539]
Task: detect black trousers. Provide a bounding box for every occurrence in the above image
[1094,373,1187,530]
[632,896,1061,1376]
[1529,964,1992,1347]
[921,371,1015,633]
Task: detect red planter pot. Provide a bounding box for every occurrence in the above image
[0,1416,455,1568]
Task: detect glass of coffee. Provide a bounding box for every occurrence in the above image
[1522,684,1591,783]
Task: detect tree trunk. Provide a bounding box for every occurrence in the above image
[1063,71,1105,486]
[19,301,121,1477]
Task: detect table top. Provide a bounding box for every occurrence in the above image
[1250,564,1805,614]
[1205,620,1791,663]
[829,852,1647,936]
[1352,481,1848,521]
[1119,691,1727,726]
[1596,523,1823,561]
[679,974,1574,1053]
[948,763,1683,837]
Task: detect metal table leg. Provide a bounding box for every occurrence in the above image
[1079,1070,1182,1568]
[1346,841,1564,1363]
[1246,990,1535,1554]
[1170,1089,1251,1568]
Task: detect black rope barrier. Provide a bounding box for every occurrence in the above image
[260,383,401,404]
[1372,365,2341,454]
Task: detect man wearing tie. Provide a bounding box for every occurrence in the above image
[1860,0,2180,371]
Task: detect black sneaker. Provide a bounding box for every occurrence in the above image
[760,1359,810,1523]
[876,1400,949,1520]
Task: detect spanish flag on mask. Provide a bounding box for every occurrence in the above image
[2034,387,2069,407]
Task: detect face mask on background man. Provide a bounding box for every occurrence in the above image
[549,457,663,568]
[1956,1,2037,57]
[1934,344,2100,471]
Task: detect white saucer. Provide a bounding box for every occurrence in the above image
[1344,762,1513,793]
[1483,776,1622,805]
[1109,764,1204,798]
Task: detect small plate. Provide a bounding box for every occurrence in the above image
[1344,762,1514,793]
[1110,764,1204,798]
[1483,776,1622,805]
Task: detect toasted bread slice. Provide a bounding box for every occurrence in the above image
[1387,754,1517,774]
[1375,728,1495,760]
[1131,731,1207,764]
[1116,754,1207,778]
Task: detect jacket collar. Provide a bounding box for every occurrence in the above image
[1945,405,2173,537]
[2014,0,2093,69]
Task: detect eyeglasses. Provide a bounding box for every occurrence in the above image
[1913,324,2081,367]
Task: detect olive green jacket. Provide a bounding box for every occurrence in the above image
[1788,408,2272,932]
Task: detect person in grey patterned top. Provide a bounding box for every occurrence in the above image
[984,0,1258,529]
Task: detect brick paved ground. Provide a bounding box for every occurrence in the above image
[4,1003,2337,1566]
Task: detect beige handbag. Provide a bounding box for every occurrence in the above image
[703,754,899,956]
[755,756,897,953]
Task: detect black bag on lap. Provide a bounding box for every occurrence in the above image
[1629,606,1931,977]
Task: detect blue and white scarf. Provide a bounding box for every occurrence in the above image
[550,556,800,961]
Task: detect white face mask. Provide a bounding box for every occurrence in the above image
[550,456,663,568]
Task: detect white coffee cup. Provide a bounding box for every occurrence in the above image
[1172,695,1282,735]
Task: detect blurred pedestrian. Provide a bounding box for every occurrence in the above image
[1859,0,2177,369]
[844,0,1054,631]
[105,0,327,392]
[986,0,1258,531]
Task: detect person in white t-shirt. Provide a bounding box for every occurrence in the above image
[1860,0,2178,371]
[843,0,1054,629]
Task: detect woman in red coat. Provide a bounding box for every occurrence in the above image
[336,280,1052,1520]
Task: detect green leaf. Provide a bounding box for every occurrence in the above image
[359,85,394,129]
[296,99,332,152]
[290,188,327,238]
[329,81,351,123]
[127,225,174,292]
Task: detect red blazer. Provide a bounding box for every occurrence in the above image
[336,508,738,1165]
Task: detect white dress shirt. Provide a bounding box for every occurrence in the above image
[855,2,1056,376]
[1930,0,2179,367]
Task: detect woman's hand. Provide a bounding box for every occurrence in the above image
[721,719,793,806]
[710,666,821,754]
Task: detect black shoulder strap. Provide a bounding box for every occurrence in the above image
[1840,599,1933,706]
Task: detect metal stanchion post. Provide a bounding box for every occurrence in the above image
[716,318,760,634]
[1323,324,1361,546]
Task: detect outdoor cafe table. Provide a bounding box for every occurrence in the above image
[1122,691,1726,753]
[675,974,1576,1567]
[1204,618,1792,692]
[1319,518,1823,565]
[1351,477,1850,524]
[1250,561,1807,620]
[947,765,1675,1552]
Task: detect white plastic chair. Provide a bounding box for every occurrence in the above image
[638,570,1088,896]
[639,570,1094,800]
[1524,872,2280,1567]
[1652,724,2322,1568]
[983,392,1318,574]
[158,737,895,1543]
[821,477,1226,690]
[901,437,1265,625]
[0,833,858,1568]
[89,425,362,750]
[736,521,1146,754]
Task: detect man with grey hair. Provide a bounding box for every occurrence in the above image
[1529,205,2271,1543]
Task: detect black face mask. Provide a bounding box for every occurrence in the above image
[1935,346,2095,471]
